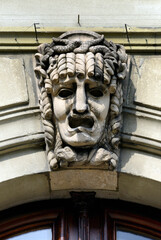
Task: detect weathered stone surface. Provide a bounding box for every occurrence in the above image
[0,148,49,182]
[131,56,161,109]
[119,173,161,209]
[120,148,161,182]
[1,0,161,28]
[50,169,117,191]
[0,174,50,211]
[123,112,161,142]
[0,57,28,109]
[0,28,160,214]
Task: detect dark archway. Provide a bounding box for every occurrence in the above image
[0,196,160,240]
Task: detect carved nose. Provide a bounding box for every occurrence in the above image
[73,105,88,114]
[73,86,88,114]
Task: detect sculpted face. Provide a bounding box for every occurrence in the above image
[52,75,110,147]
[35,31,127,169]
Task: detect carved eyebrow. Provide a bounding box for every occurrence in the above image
[85,75,105,83]
[52,80,75,96]
[85,77,105,86]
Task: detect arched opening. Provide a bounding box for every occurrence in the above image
[0,198,160,240]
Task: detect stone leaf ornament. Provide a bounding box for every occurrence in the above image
[34,31,127,170]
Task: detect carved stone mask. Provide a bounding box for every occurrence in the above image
[52,73,110,148]
[35,31,127,170]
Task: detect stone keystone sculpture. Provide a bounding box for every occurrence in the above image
[34,31,127,170]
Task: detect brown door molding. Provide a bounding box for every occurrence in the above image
[0,199,160,240]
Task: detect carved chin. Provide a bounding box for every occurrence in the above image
[62,132,98,147]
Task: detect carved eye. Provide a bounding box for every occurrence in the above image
[58,89,73,98]
[89,89,104,97]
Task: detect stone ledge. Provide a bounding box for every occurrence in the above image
[0,113,43,146]
[123,112,161,144]
[123,105,161,119]
[0,133,44,155]
[0,27,161,52]
[121,133,161,156]
[0,108,40,121]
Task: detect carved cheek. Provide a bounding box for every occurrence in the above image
[53,97,70,121]
[88,96,110,120]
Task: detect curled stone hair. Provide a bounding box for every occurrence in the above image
[34,31,127,170]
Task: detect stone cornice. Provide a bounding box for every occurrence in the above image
[1,27,161,52]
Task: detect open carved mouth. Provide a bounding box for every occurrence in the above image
[68,116,94,129]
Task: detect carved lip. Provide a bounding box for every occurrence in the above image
[68,115,94,129]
